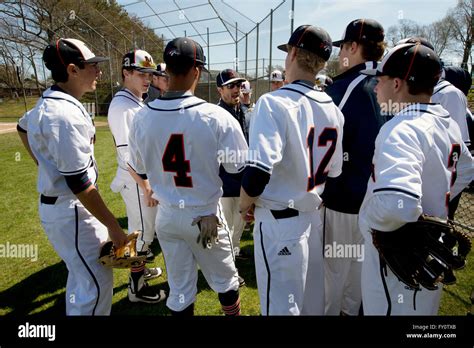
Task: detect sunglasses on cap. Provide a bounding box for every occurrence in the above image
[225,82,242,89]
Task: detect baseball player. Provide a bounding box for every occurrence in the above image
[240,80,254,108]
[128,37,248,316]
[359,42,474,315]
[108,49,165,303]
[314,74,333,91]
[398,38,471,148]
[240,25,344,315]
[145,63,169,103]
[269,69,285,91]
[16,38,128,315]
[398,37,474,221]
[240,80,255,149]
[321,18,386,316]
[216,69,249,273]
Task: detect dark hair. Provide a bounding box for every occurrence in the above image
[406,80,435,96]
[359,40,386,62]
[121,67,135,81]
[49,61,85,83]
[166,59,196,76]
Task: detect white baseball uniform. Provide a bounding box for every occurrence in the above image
[359,103,473,315]
[19,86,113,315]
[108,88,157,251]
[432,79,471,147]
[128,92,248,312]
[246,80,344,315]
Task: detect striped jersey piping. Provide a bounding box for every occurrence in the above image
[373,187,420,199]
[147,101,206,112]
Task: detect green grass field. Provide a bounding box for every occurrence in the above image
[0,116,472,317]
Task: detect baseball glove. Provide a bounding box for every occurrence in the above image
[372,215,471,291]
[99,231,146,268]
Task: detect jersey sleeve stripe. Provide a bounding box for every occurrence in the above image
[373,187,420,199]
[59,157,93,176]
[116,144,128,148]
[245,160,272,174]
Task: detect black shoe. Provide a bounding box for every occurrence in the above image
[138,248,155,263]
[128,281,167,304]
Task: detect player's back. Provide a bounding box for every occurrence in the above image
[373,104,471,218]
[432,79,471,146]
[249,81,344,211]
[130,93,248,212]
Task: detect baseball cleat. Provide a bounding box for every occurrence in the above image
[128,282,167,304]
[138,248,155,263]
[143,267,163,281]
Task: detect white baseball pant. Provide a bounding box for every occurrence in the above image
[39,194,113,315]
[254,207,322,315]
[323,207,363,316]
[220,197,246,256]
[156,203,239,312]
[118,178,157,252]
[362,237,443,315]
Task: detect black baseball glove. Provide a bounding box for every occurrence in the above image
[372,215,471,291]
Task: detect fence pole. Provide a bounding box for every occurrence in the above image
[107,41,114,99]
[235,22,238,72]
[255,22,259,102]
[291,0,295,34]
[245,33,248,77]
[269,9,273,91]
[207,27,211,102]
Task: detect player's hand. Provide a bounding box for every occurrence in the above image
[108,226,128,249]
[144,188,158,207]
[240,204,255,222]
[192,215,221,249]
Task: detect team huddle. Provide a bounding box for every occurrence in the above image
[17,17,473,316]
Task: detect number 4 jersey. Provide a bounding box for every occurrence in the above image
[246,81,345,212]
[128,92,248,215]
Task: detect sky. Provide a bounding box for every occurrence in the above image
[118,0,461,72]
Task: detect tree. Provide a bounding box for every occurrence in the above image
[0,0,164,99]
[386,19,423,47]
[446,0,472,70]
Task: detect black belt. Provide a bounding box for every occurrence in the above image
[270,207,299,219]
[40,194,58,205]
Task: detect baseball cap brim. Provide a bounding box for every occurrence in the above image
[221,77,246,86]
[135,67,158,74]
[332,40,344,47]
[277,44,289,52]
[84,56,109,64]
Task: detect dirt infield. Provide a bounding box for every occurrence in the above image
[0,121,108,134]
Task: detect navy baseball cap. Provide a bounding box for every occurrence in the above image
[164,37,208,72]
[43,38,108,69]
[333,19,384,47]
[361,43,441,86]
[278,25,332,61]
[396,37,434,50]
[216,69,246,87]
[122,49,157,73]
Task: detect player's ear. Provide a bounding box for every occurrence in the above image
[67,63,78,76]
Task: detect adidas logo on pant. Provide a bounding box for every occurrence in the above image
[278,246,291,256]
